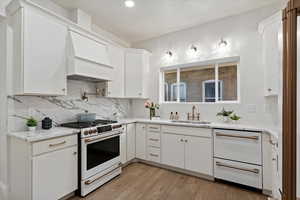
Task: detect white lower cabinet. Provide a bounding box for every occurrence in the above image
[9,134,78,200]
[185,136,212,175]
[32,146,78,200]
[162,133,185,169]
[136,123,147,159]
[120,128,127,164]
[147,147,161,163]
[161,126,213,176]
[213,129,263,189]
[126,123,136,161]
[214,158,262,189]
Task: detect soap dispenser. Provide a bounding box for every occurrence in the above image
[175,112,179,120]
[170,112,174,120]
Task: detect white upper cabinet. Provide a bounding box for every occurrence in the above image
[7,3,68,96]
[259,12,281,97]
[125,49,150,98]
[107,45,125,97]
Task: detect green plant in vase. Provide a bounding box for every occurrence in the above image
[26,117,38,131]
[216,108,233,123]
[145,101,159,120]
[230,114,241,123]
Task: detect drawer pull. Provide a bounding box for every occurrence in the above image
[149,138,159,142]
[149,127,159,130]
[215,133,259,140]
[49,141,66,147]
[216,162,259,174]
[150,153,159,157]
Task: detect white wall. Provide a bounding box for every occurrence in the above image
[0,17,8,200]
[132,4,281,129]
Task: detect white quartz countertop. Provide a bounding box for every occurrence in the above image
[8,127,79,143]
[119,118,279,139]
[8,118,279,143]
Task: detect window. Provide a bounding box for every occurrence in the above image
[202,80,223,102]
[161,59,239,103]
[164,69,177,102]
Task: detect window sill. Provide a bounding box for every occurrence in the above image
[161,101,240,105]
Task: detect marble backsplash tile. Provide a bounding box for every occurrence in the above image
[8,80,132,132]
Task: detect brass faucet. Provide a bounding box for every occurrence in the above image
[192,105,196,120]
[187,105,200,121]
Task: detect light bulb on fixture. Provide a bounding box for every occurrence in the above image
[124,0,135,8]
[218,38,228,48]
[166,51,173,58]
[190,45,197,52]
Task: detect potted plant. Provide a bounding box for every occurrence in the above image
[145,101,159,120]
[26,117,38,131]
[230,114,241,124]
[216,108,233,123]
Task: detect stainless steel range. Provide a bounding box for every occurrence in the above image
[61,120,124,197]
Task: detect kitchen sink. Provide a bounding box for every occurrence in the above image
[171,120,211,125]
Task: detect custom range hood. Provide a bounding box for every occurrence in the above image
[67,29,113,82]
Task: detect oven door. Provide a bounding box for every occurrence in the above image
[81,132,121,180]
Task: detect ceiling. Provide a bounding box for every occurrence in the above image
[52,0,281,43]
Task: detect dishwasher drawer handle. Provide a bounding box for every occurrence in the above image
[216,161,259,174]
[49,141,66,147]
[215,133,259,140]
[149,138,159,142]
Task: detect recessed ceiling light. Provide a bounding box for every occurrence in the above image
[125,0,135,8]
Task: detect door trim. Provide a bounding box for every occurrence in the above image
[282,1,300,199]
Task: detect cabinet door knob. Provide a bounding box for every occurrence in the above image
[267,88,272,92]
[185,139,188,143]
[62,88,66,92]
[180,139,184,142]
[73,152,77,155]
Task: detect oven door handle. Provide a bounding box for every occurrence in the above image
[84,132,121,143]
[85,163,122,185]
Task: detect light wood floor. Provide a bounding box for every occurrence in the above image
[70,163,267,200]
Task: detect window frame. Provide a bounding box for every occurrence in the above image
[202,80,224,102]
[160,56,240,104]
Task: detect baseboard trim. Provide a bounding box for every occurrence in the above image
[262,189,272,196]
[0,181,8,200]
[136,159,215,182]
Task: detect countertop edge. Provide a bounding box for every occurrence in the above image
[9,119,279,143]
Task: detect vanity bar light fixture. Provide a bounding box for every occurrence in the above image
[218,38,228,48]
[124,0,135,8]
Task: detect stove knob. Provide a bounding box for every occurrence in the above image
[89,130,93,134]
[93,129,97,133]
[84,131,89,135]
